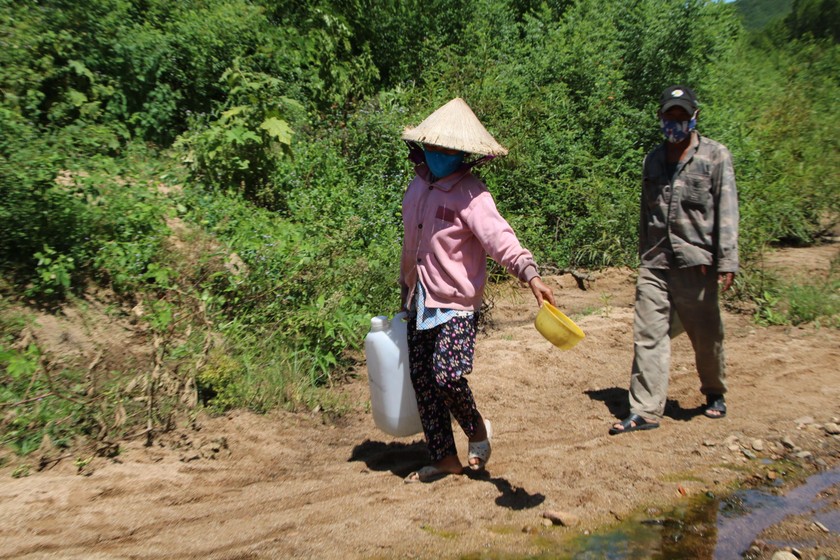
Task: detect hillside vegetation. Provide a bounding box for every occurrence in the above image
[1,0,838,459]
[734,0,793,30]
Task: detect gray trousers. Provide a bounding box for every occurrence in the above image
[630,266,727,419]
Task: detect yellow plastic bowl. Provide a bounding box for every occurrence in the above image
[534,302,585,350]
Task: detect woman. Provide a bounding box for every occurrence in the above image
[399,98,556,483]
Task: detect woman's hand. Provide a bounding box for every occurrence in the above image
[400,285,409,312]
[528,277,555,308]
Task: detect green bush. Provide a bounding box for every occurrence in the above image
[702,35,840,254]
[182,185,398,387]
[0,317,90,455]
[175,62,304,204]
[0,121,172,299]
[734,255,840,327]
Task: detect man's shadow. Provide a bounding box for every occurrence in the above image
[349,440,545,510]
[585,387,705,422]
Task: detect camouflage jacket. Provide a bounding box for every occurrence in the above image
[639,132,739,273]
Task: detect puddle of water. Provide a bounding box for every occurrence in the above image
[816,508,840,532]
[508,465,840,560]
[561,500,719,559]
[713,465,840,557]
[479,505,721,559]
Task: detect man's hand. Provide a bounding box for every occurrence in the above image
[700,265,735,293]
[719,272,735,293]
[529,277,556,308]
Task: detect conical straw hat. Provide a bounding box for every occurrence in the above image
[401,98,508,156]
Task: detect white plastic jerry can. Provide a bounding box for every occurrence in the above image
[364,312,423,437]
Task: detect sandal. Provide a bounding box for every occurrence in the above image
[467,419,493,471]
[703,394,727,419]
[609,413,660,435]
[404,465,455,484]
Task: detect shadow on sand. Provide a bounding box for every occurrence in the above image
[585,387,706,423]
[349,439,545,510]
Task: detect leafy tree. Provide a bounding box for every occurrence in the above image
[786,0,840,41]
[734,0,793,30]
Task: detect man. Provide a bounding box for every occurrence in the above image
[609,85,739,435]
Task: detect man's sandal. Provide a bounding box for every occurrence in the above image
[703,395,727,419]
[609,413,660,435]
[467,419,493,471]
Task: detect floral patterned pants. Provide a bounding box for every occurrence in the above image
[407,315,482,463]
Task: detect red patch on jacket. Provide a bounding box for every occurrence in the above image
[435,206,456,223]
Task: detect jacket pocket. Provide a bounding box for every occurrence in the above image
[433,205,457,234]
[681,173,712,208]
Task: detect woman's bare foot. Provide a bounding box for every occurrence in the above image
[403,455,463,483]
[434,455,464,474]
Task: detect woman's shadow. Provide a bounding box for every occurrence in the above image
[348,439,428,478]
[349,439,545,510]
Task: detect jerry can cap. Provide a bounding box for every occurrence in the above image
[369,316,389,332]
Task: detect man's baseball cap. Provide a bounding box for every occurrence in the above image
[659,85,698,114]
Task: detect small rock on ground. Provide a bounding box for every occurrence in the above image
[542,510,580,527]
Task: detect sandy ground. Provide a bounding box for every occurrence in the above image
[1,242,838,560]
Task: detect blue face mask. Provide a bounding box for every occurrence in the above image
[424,149,465,178]
[660,116,697,143]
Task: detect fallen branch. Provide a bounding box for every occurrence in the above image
[0,392,55,408]
[540,266,594,291]
[567,269,593,291]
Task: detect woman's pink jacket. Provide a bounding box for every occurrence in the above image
[400,164,539,311]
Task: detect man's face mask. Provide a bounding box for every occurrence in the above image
[424,149,465,178]
[660,113,697,143]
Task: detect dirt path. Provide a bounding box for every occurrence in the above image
[1,245,838,559]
